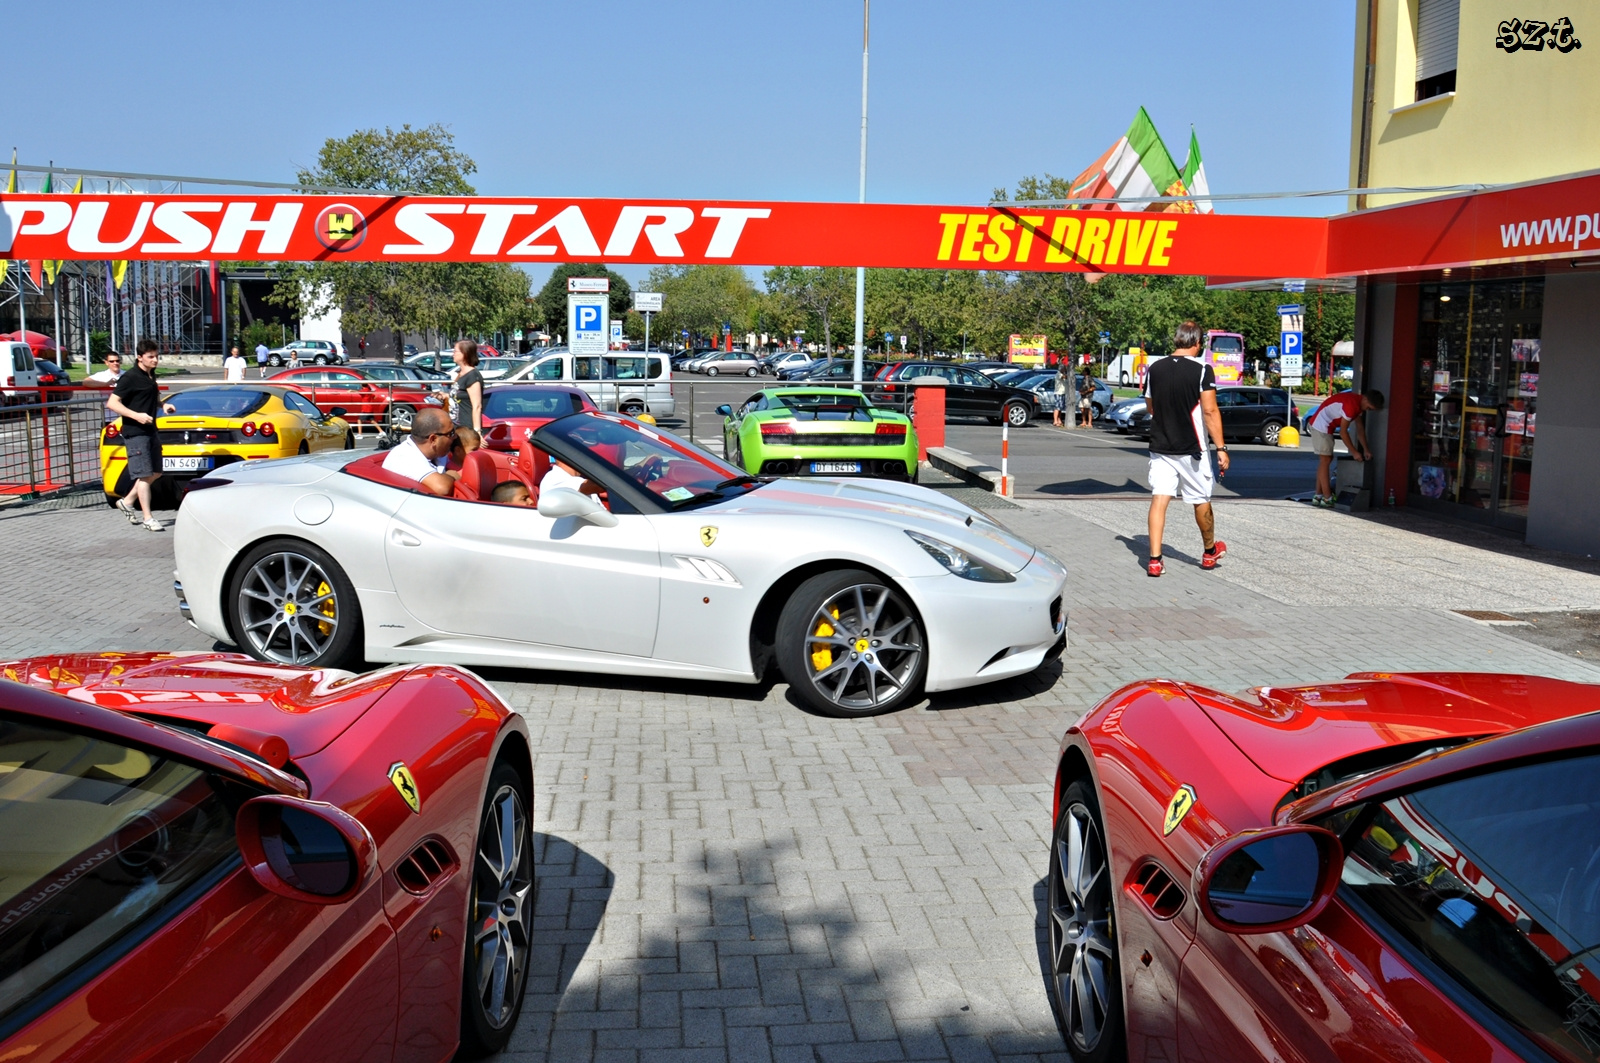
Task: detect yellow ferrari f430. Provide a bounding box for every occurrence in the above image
[101,385,353,504]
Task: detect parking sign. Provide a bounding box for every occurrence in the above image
[568,293,609,355]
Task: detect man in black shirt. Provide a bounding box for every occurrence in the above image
[1142,321,1230,577]
[106,339,176,531]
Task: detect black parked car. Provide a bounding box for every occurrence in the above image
[869,360,1038,427]
[782,358,888,384]
[1129,385,1300,444]
[33,359,74,401]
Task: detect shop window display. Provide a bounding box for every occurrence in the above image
[1411,279,1541,528]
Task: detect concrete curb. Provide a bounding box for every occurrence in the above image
[926,446,1015,497]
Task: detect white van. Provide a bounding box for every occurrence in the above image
[0,341,40,402]
[500,349,675,417]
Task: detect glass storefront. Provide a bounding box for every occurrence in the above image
[1410,278,1543,530]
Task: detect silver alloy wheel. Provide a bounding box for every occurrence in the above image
[388,404,415,432]
[803,582,923,712]
[1006,402,1030,427]
[1050,802,1116,1053]
[1262,421,1283,445]
[471,784,533,1030]
[236,551,341,664]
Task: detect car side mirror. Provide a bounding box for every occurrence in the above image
[715,404,733,416]
[1196,825,1342,934]
[236,795,376,905]
[538,486,619,528]
[327,407,347,419]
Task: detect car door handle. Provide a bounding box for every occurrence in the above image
[390,528,421,547]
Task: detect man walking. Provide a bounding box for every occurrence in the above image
[1143,321,1229,577]
[1307,388,1385,507]
[106,340,176,531]
[255,341,270,377]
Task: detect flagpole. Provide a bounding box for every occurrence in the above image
[852,0,868,384]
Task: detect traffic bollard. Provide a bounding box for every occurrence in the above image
[1001,422,1009,497]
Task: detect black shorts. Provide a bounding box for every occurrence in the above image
[125,434,163,478]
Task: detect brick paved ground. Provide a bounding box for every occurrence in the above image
[2,493,1598,1062]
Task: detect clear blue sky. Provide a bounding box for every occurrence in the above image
[11,0,1356,287]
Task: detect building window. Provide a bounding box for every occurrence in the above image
[1415,0,1460,100]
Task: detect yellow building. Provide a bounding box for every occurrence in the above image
[1349,1,1600,208]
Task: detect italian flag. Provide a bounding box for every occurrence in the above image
[1067,108,1201,213]
[1181,129,1213,214]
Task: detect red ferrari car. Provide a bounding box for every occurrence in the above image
[478,384,597,451]
[1050,671,1599,1063]
[0,652,534,1062]
[269,366,442,433]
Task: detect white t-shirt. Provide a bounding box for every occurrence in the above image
[87,368,121,421]
[381,438,438,482]
[539,464,586,496]
[223,355,246,382]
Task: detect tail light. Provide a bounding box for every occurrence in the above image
[875,423,906,436]
[882,383,896,392]
[104,423,121,441]
[760,421,795,435]
[241,421,256,436]
[258,421,276,438]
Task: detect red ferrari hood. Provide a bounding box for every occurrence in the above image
[1185,672,1600,785]
[0,652,406,758]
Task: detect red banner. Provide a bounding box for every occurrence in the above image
[0,194,1328,277]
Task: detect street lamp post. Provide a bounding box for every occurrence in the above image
[852,0,869,384]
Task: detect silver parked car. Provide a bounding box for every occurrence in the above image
[696,351,763,377]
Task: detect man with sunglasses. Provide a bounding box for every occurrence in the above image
[381,406,456,495]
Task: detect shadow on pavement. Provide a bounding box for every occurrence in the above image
[922,658,1064,712]
[473,664,780,704]
[1114,534,1201,568]
[517,833,614,1048]
[1350,507,1600,577]
[1036,478,1148,497]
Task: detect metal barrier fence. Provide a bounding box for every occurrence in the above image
[0,392,110,497]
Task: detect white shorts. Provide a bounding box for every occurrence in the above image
[1309,428,1337,456]
[1149,453,1215,504]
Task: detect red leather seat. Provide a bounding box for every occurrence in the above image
[454,450,501,501]
[515,440,552,501]
[342,451,428,492]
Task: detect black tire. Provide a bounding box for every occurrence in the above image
[386,404,416,433]
[458,758,534,1058]
[1048,779,1125,1062]
[225,538,362,669]
[745,367,758,377]
[269,354,283,367]
[775,568,926,718]
[313,354,328,366]
[345,430,356,449]
[297,441,310,455]
[706,366,720,377]
[621,401,645,416]
[1119,372,1129,386]
[1260,420,1283,446]
[1005,401,1031,428]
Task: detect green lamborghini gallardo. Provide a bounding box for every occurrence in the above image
[717,387,919,480]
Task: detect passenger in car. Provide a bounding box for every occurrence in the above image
[490,481,535,507]
[381,407,456,496]
[540,458,605,498]
[440,426,481,480]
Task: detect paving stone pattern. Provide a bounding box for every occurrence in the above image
[2,498,1598,1061]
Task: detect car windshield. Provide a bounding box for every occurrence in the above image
[484,389,585,419]
[0,714,241,1022]
[771,392,873,420]
[540,413,758,509]
[166,388,270,418]
[1330,752,1600,1063]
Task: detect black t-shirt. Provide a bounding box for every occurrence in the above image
[1142,356,1215,458]
[112,365,161,438]
[453,368,484,427]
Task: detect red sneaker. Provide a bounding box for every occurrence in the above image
[1146,556,1164,577]
[1201,541,1227,569]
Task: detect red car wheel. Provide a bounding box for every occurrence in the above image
[1048,779,1124,1061]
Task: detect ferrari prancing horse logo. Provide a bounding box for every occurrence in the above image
[1162,784,1197,836]
[389,761,421,814]
[699,526,718,547]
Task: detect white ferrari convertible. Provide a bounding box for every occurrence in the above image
[174,411,1067,717]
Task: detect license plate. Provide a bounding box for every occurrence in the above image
[163,457,212,472]
[809,461,861,474]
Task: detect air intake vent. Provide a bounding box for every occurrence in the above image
[396,838,458,895]
[1130,861,1186,919]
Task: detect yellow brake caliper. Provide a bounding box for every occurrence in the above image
[811,608,840,672]
[315,581,336,636]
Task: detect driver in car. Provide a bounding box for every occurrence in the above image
[540,458,605,499]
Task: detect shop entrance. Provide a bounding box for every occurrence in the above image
[1410,277,1542,531]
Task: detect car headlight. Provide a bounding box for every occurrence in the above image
[905,531,1015,583]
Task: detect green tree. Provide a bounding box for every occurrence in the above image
[645,266,758,347]
[763,266,855,352]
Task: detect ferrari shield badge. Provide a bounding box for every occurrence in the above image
[388,761,421,814]
[699,526,718,547]
[1162,784,1197,836]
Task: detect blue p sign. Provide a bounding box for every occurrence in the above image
[1281,331,1303,356]
[576,305,602,331]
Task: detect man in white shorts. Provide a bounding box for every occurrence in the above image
[1142,321,1230,577]
[1306,388,1384,507]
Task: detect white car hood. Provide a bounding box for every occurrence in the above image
[706,477,1038,573]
